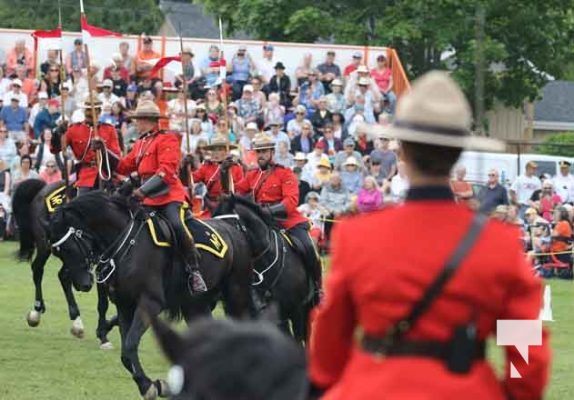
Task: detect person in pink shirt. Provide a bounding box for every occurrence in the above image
[370,54,396,113]
[39,161,62,184]
[356,175,383,213]
[6,39,34,77]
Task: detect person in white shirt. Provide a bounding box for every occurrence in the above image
[510,161,542,216]
[3,79,28,108]
[388,160,409,203]
[98,79,120,106]
[552,160,574,204]
[265,120,290,153]
[257,44,275,84]
[168,90,197,133]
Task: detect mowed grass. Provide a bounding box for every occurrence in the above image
[0,241,572,399]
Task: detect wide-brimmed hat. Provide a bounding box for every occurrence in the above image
[80,93,103,109]
[205,134,238,150]
[363,71,505,152]
[293,152,307,162]
[181,47,194,56]
[130,100,167,119]
[343,156,359,167]
[305,191,321,202]
[252,133,275,150]
[245,122,259,131]
[274,62,286,70]
[317,158,331,169]
[357,65,369,73]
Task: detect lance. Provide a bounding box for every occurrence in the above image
[57,0,70,197]
[218,17,234,194]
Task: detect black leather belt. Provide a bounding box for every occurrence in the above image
[81,161,97,167]
[360,335,486,360]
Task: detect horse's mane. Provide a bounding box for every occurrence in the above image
[231,195,282,230]
[63,191,129,221]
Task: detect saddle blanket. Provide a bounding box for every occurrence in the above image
[146,210,228,259]
[45,185,68,213]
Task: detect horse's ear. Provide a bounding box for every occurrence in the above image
[141,300,185,364]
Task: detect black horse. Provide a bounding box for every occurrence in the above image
[49,191,253,399]
[214,194,316,343]
[12,179,116,348]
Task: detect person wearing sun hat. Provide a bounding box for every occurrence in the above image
[310,71,549,400]
[552,160,574,204]
[114,100,208,293]
[225,132,323,304]
[50,92,121,194]
[191,133,244,214]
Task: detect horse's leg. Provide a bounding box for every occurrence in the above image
[183,302,212,325]
[95,283,116,350]
[26,248,50,327]
[57,266,84,339]
[290,305,310,345]
[221,274,252,319]
[121,300,169,399]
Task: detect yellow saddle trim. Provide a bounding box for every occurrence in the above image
[145,206,229,259]
[281,232,293,247]
[45,186,66,213]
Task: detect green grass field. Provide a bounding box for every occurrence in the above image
[0,241,572,399]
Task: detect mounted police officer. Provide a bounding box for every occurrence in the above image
[109,100,207,293]
[50,95,121,195]
[192,133,244,215]
[225,132,322,303]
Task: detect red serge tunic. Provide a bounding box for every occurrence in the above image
[53,122,121,188]
[235,164,307,229]
[309,186,551,400]
[116,130,187,206]
[192,161,244,199]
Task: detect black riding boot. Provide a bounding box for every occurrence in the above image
[160,202,207,293]
[288,223,323,304]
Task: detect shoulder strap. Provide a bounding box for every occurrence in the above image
[387,213,488,343]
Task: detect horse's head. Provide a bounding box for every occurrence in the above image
[147,308,308,400]
[50,206,95,292]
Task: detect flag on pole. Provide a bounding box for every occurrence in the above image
[148,56,182,77]
[80,0,121,43]
[31,27,63,50]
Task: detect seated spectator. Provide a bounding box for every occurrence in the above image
[29,91,48,129]
[340,156,363,194]
[34,128,57,171]
[291,120,315,155]
[293,152,313,185]
[331,111,346,140]
[550,206,572,265]
[214,119,237,144]
[263,93,285,128]
[311,96,332,136]
[352,122,374,157]
[295,53,314,87]
[294,165,311,203]
[388,160,409,202]
[320,172,351,240]
[11,155,39,191]
[174,47,201,98]
[6,39,34,77]
[56,82,76,120]
[65,38,88,75]
[118,41,135,77]
[40,63,61,99]
[239,120,257,151]
[451,165,474,205]
[345,99,375,129]
[3,79,28,107]
[39,160,62,184]
[325,79,346,115]
[103,53,130,82]
[251,76,267,110]
[343,51,362,79]
[205,88,224,122]
[506,204,524,227]
[370,136,397,181]
[306,139,330,172]
[40,50,58,78]
[265,120,290,153]
[1,96,28,141]
[317,124,343,164]
[11,138,32,172]
[181,119,210,155]
[334,137,363,171]
[33,99,60,139]
[228,45,256,101]
[68,66,89,106]
[537,181,562,222]
[234,85,260,124]
[227,104,245,137]
[493,204,508,221]
[297,69,324,112]
[317,51,341,92]
[15,65,37,103]
[478,168,509,214]
[298,191,329,244]
[195,104,214,136]
[0,127,16,168]
[287,105,311,138]
[524,207,550,254]
[267,62,291,108]
[370,54,396,113]
[168,89,197,132]
[149,316,308,400]
[108,66,128,98]
[200,45,223,88]
[0,67,10,100]
[98,79,120,106]
[311,158,333,191]
[274,141,294,168]
[257,44,275,84]
[135,35,161,80]
[356,176,383,213]
[346,76,381,118]
[0,159,11,212]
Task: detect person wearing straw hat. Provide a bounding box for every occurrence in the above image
[114,100,207,293]
[50,94,121,195]
[192,134,244,215]
[309,71,550,400]
[227,132,323,302]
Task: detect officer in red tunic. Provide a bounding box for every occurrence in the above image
[225,133,322,303]
[192,134,244,215]
[111,100,207,293]
[309,72,550,399]
[51,96,121,195]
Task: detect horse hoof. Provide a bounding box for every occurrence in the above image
[99,341,113,350]
[26,310,41,327]
[70,317,85,339]
[157,379,171,398]
[142,383,158,400]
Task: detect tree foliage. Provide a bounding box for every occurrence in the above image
[534,132,574,157]
[0,0,164,36]
[197,0,574,111]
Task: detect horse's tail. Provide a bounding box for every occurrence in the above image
[12,179,46,261]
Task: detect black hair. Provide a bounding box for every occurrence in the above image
[401,141,462,177]
[20,154,32,165]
